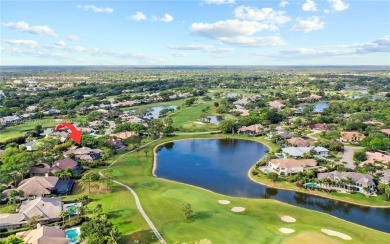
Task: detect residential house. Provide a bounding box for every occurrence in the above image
[317,171,376,193]
[43,109,61,116]
[380,129,390,137]
[40,128,54,137]
[16,225,70,244]
[107,138,125,150]
[340,132,366,142]
[287,137,313,147]
[268,100,285,110]
[362,152,390,167]
[63,147,102,161]
[238,124,268,136]
[0,115,21,126]
[50,158,83,175]
[113,131,138,140]
[23,141,36,151]
[268,158,317,176]
[233,98,250,107]
[0,197,62,230]
[5,176,74,197]
[307,123,336,131]
[380,169,390,184]
[282,146,329,158]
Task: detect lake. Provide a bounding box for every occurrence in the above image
[155,139,390,233]
[145,105,178,119]
[312,102,329,113]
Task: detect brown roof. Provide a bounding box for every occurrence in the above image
[340,132,366,140]
[287,137,312,147]
[17,225,69,244]
[363,152,390,165]
[270,158,317,168]
[381,129,390,135]
[53,158,78,170]
[238,124,268,133]
[17,176,58,197]
[114,131,138,139]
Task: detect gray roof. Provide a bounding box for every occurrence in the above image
[318,171,375,187]
[380,169,390,183]
[282,146,329,157]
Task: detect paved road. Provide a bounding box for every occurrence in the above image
[100,137,166,244]
[341,145,364,169]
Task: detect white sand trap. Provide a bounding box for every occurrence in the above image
[231,207,245,212]
[218,200,230,205]
[279,228,295,234]
[281,216,296,223]
[321,229,352,240]
[194,122,205,124]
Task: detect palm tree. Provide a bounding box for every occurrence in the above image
[104,227,121,244]
[59,211,66,226]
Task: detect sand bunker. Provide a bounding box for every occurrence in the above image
[279,228,295,234]
[321,229,352,240]
[231,207,245,212]
[281,216,296,223]
[218,200,230,205]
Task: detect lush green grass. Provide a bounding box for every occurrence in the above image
[104,135,390,243]
[120,99,186,111]
[170,102,219,129]
[0,204,13,214]
[0,119,59,142]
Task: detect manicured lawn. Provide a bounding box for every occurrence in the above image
[103,135,390,243]
[0,119,59,142]
[170,102,219,129]
[0,204,13,214]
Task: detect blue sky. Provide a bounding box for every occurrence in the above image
[1,0,389,65]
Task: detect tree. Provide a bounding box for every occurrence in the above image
[213,101,219,107]
[218,119,235,133]
[26,215,41,229]
[353,151,367,162]
[60,211,66,226]
[80,172,101,193]
[144,149,149,157]
[80,215,121,244]
[163,125,174,136]
[267,172,279,182]
[0,235,24,244]
[94,204,103,216]
[181,203,193,220]
[0,147,34,184]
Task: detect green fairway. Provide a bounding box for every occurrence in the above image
[102,135,390,243]
[170,102,220,129]
[0,119,59,142]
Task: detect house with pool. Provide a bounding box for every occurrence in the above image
[0,197,62,230]
[266,158,318,176]
[16,224,69,244]
[282,146,329,158]
[317,171,377,194]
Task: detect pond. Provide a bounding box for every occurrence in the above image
[312,102,329,113]
[155,139,390,233]
[201,115,225,125]
[145,105,178,119]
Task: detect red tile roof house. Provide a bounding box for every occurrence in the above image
[238,124,269,136]
[307,123,336,131]
[287,137,313,147]
[381,128,390,137]
[362,152,390,167]
[268,158,317,176]
[340,132,366,142]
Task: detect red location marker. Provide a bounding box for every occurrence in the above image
[55,122,83,144]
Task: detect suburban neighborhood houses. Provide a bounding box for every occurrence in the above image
[0,67,389,243]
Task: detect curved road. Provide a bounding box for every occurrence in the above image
[100,137,166,244]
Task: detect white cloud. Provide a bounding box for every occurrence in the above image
[4,39,39,48]
[234,6,291,28]
[76,5,113,13]
[190,20,270,38]
[159,14,174,23]
[55,41,66,47]
[291,16,325,33]
[279,1,289,7]
[328,0,350,12]
[302,0,318,12]
[67,35,81,41]
[324,9,330,13]
[0,46,4,51]
[131,12,147,21]
[190,20,286,47]
[167,43,234,53]
[1,21,57,37]
[357,36,390,53]
[202,0,235,4]
[171,52,187,57]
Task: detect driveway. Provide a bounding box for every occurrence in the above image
[341,145,364,169]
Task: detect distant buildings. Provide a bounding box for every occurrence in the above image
[340,132,366,142]
[287,137,313,147]
[238,124,268,136]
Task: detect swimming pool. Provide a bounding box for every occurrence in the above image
[275,153,286,158]
[65,227,80,243]
[305,183,322,189]
[63,203,82,215]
